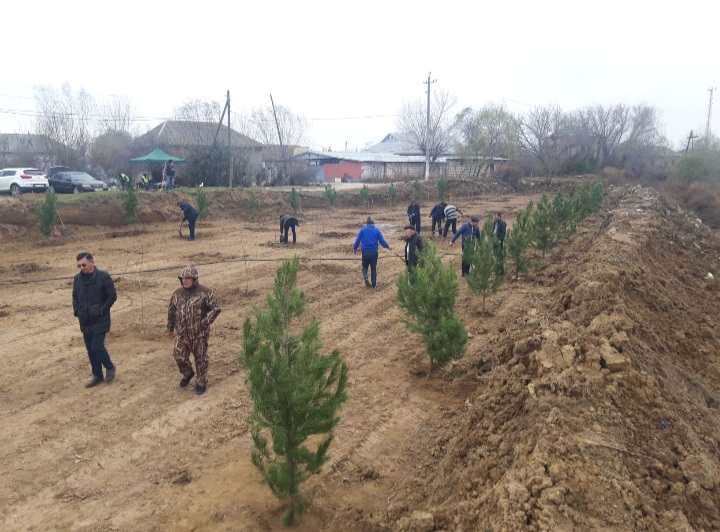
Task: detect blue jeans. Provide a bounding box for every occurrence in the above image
[166,175,175,190]
[83,332,114,378]
[361,250,379,287]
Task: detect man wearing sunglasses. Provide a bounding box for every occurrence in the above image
[72,252,117,388]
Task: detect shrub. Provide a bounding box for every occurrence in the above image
[359,185,370,207]
[491,164,524,190]
[413,180,423,201]
[323,184,337,208]
[36,188,57,237]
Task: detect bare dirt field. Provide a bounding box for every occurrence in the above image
[1,181,719,531]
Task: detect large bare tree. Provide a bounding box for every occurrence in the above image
[396,89,458,161]
[34,83,96,169]
[238,104,309,185]
[455,104,519,178]
[518,105,571,178]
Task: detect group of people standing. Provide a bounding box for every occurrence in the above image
[116,160,177,192]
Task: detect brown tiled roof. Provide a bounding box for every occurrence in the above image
[135,120,263,149]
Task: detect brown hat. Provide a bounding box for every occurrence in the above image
[178,264,198,280]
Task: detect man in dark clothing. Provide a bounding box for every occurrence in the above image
[442,204,463,238]
[451,215,481,277]
[353,216,391,288]
[492,211,507,274]
[492,211,507,248]
[178,201,199,241]
[72,252,117,388]
[429,202,447,236]
[165,160,176,190]
[407,201,421,233]
[404,225,423,279]
[279,214,300,244]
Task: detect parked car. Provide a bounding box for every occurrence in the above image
[0,167,48,196]
[48,171,108,194]
[48,166,71,178]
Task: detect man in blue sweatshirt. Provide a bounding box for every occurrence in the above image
[451,215,481,277]
[353,216,391,288]
[177,201,199,241]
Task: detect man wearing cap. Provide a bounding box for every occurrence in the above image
[451,215,481,277]
[404,225,423,278]
[353,216,391,288]
[167,265,222,395]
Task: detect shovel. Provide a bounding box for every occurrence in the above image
[178,221,184,238]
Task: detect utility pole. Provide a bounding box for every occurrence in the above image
[424,72,436,181]
[227,90,233,188]
[270,93,287,184]
[686,130,699,153]
[706,87,716,142]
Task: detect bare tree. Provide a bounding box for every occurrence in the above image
[34,83,96,168]
[172,99,225,145]
[238,104,309,185]
[396,89,458,161]
[96,94,136,136]
[519,105,572,178]
[455,104,519,178]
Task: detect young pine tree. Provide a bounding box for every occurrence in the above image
[397,240,466,372]
[531,192,558,258]
[37,188,58,237]
[464,217,505,312]
[323,184,337,208]
[123,186,139,225]
[240,256,348,526]
[196,186,210,218]
[413,180,423,201]
[505,202,533,280]
[288,187,301,214]
[437,176,448,201]
[387,183,397,205]
[359,184,370,208]
[248,191,260,213]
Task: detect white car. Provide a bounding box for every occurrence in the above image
[0,167,48,196]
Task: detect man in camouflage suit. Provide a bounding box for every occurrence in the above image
[167,265,221,395]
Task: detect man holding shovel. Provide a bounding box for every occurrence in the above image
[177,200,199,241]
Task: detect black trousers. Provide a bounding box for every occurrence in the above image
[431,217,443,234]
[442,219,457,237]
[283,225,296,243]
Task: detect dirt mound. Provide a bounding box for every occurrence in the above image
[365,185,720,530]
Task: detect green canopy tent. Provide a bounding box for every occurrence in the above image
[130,148,186,164]
[130,148,186,188]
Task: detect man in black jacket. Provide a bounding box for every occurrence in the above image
[72,252,117,388]
[279,214,300,244]
[178,201,199,241]
[407,201,421,233]
[404,225,423,280]
[429,201,446,236]
[492,211,507,247]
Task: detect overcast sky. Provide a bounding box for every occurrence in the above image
[2,1,716,152]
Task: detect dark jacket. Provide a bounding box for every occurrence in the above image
[429,203,446,220]
[280,215,299,232]
[451,222,481,249]
[493,219,507,243]
[180,201,199,222]
[407,202,421,223]
[72,268,117,336]
[404,232,423,268]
